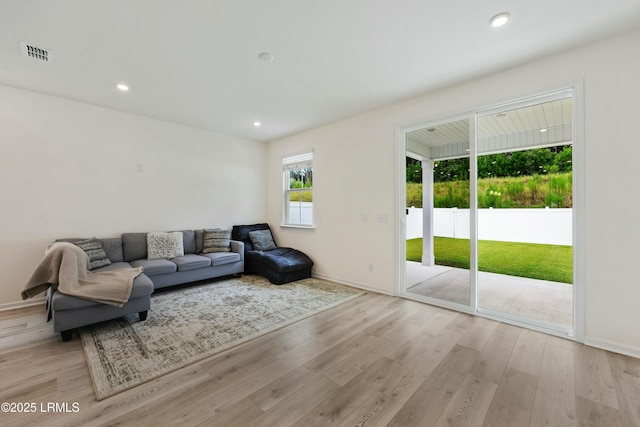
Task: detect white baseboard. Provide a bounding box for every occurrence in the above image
[312,273,396,297]
[0,296,46,312]
[584,336,640,359]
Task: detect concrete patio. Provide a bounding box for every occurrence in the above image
[406,261,573,328]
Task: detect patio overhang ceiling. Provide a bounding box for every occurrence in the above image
[407,97,572,160]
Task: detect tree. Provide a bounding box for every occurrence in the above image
[406,158,422,183]
[554,146,573,172]
[434,158,469,182]
[415,144,572,184]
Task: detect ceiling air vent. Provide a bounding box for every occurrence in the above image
[21,42,52,62]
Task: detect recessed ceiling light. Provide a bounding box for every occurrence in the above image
[540,128,548,132]
[258,52,274,62]
[489,12,510,28]
[253,121,262,127]
[116,83,129,92]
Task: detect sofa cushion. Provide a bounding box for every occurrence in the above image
[246,248,312,273]
[147,231,184,260]
[195,229,204,254]
[202,252,241,267]
[248,229,277,251]
[52,266,153,311]
[122,233,148,262]
[172,254,211,272]
[57,237,125,263]
[100,238,124,263]
[73,239,112,270]
[94,261,135,272]
[130,258,177,276]
[179,230,196,254]
[203,229,231,253]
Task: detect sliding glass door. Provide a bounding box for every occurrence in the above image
[476,97,573,331]
[399,88,578,336]
[405,118,471,309]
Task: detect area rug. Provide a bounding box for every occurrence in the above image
[80,275,364,400]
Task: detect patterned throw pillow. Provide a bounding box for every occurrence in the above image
[147,232,184,260]
[73,239,112,270]
[248,229,277,251]
[202,229,231,253]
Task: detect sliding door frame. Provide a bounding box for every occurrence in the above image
[395,82,585,342]
[396,111,476,315]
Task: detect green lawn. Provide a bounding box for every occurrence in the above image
[407,237,572,284]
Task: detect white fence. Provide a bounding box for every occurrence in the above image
[406,207,572,246]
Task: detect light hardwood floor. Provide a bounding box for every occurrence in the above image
[1,292,639,426]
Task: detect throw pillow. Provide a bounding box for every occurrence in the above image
[248,229,277,251]
[147,231,184,260]
[202,229,231,253]
[73,239,112,270]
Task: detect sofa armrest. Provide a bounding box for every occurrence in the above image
[230,240,244,261]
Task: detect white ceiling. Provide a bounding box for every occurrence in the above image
[1,1,639,142]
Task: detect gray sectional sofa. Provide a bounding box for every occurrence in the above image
[120,230,244,289]
[50,229,244,341]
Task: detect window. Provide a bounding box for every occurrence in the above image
[283,151,313,226]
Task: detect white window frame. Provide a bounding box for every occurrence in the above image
[282,151,314,228]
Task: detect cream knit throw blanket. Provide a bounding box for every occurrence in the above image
[21,242,142,307]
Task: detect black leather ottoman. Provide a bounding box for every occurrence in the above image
[232,223,313,285]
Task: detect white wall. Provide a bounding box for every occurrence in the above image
[267,117,397,294]
[0,85,266,307]
[266,28,640,356]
